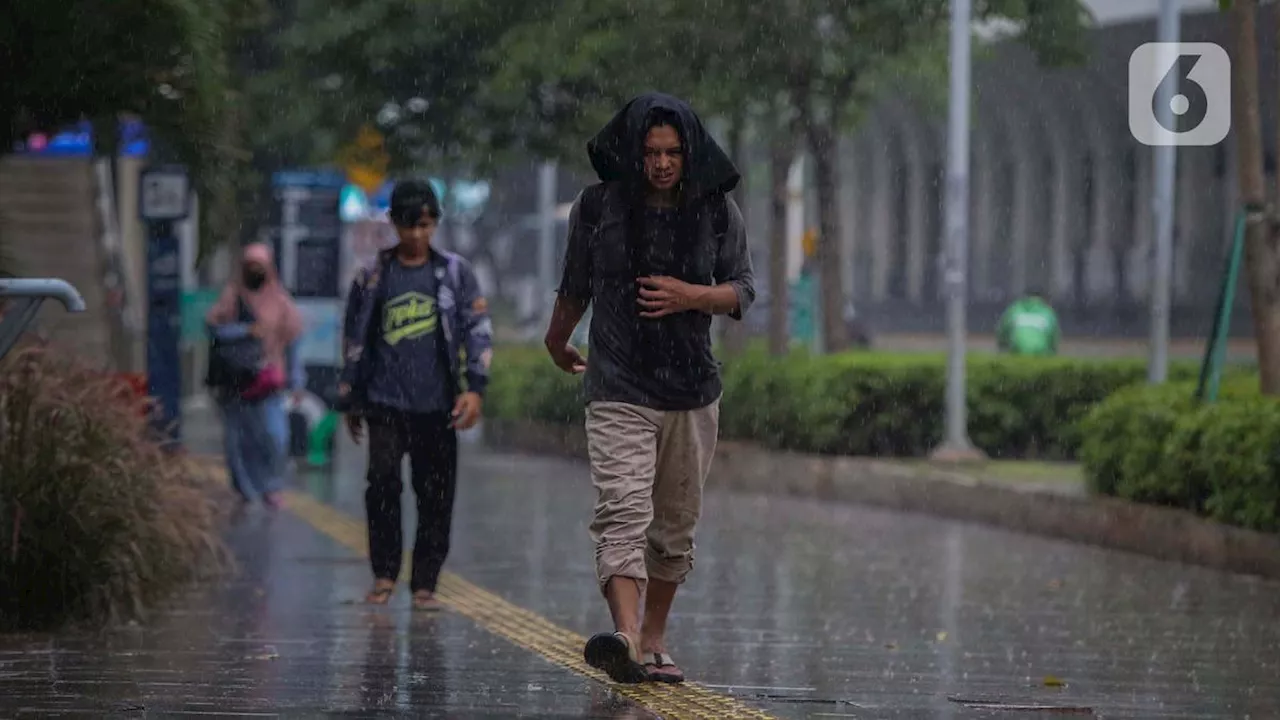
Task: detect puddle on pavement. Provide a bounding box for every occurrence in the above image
[948,694,1096,715]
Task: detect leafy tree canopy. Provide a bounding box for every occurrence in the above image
[1,0,254,250]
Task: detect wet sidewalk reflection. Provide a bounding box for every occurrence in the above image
[2,423,1278,718]
[0,507,656,718]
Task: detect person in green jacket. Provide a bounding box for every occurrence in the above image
[996,288,1060,356]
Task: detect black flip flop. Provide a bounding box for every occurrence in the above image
[644,652,685,683]
[583,632,648,684]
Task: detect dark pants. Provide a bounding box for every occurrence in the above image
[365,407,458,593]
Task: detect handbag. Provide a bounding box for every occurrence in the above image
[205,297,284,400]
[239,362,285,401]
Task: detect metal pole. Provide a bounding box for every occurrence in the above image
[537,161,558,328]
[1149,0,1182,383]
[0,278,87,311]
[0,278,86,361]
[1196,210,1247,402]
[935,0,980,459]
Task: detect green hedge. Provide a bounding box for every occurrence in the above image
[486,345,587,426]
[1080,377,1280,532]
[486,344,1220,461]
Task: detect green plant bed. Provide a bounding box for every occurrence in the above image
[0,344,232,630]
[486,344,587,427]
[1080,376,1280,532]
[486,344,1239,461]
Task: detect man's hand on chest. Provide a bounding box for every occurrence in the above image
[636,276,710,318]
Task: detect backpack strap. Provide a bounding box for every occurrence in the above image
[579,183,722,239]
[579,183,609,238]
[235,294,255,323]
[371,250,394,302]
[710,192,731,242]
[447,253,461,289]
[361,252,394,348]
[577,184,726,258]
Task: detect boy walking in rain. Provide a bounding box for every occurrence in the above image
[544,92,756,683]
[338,180,493,611]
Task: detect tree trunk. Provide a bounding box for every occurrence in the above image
[720,107,750,356]
[768,132,793,356]
[91,116,134,372]
[1231,0,1280,393]
[804,117,850,352]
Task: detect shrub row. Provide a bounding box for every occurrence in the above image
[0,344,232,630]
[485,344,1223,460]
[1080,377,1280,532]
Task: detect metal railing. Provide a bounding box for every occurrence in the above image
[0,278,87,360]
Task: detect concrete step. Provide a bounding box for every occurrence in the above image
[0,157,115,365]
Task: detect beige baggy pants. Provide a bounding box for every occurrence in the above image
[585,399,720,596]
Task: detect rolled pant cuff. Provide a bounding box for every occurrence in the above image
[644,548,693,586]
[596,545,648,597]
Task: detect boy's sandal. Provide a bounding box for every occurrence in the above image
[644,653,685,683]
[412,591,443,612]
[365,584,394,605]
[583,632,648,684]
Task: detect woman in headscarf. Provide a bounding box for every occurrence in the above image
[206,243,304,508]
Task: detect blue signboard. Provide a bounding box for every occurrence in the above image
[272,169,346,189]
[147,229,183,444]
[12,119,150,157]
[371,180,395,212]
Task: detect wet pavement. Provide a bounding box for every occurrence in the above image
[0,508,652,719]
[3,417,1280,718]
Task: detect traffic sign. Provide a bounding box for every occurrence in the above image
[338,125,390,195]
[140,167,190,221]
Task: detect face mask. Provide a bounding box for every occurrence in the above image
[243,270,267,291]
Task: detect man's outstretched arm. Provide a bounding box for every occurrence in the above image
[710,198,756,320]
[545,294,589,351]
[545,194,591,373]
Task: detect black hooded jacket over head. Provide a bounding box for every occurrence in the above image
[587,92,741,200]
[557,92,757,412]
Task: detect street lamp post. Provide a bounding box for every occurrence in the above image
[1148,0,1182,383]
[933,0,984,461]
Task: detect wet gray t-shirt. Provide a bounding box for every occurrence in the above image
[557,189,756,412]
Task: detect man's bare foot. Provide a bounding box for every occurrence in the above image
[640,638,684,683]
[412,590,443,612]
[641,652,684,683]
[365,579,395,605]
[639,635,665,659]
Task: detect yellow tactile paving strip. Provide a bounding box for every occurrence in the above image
[281,489,779,720]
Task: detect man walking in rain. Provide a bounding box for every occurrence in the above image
[544,92,755,684]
